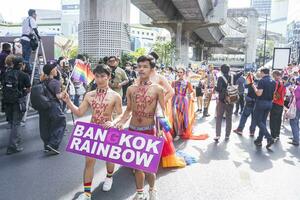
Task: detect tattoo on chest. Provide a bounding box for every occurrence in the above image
[133,86,155,123]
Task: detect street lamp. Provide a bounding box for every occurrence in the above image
[263,14,269,67]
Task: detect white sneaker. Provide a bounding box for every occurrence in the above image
[132,192,148,200]
[102,177,113,192]
[149,190,157,200]
[174,136,180,141]
[76,193,91,200]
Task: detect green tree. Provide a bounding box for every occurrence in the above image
[153,41,175,67]
[68,46,78,59]
[256,40,275,65]
[129,48,146,60]
[120,51,135,67]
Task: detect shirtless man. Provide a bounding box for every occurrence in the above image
[62,64,122,200]
[116,55,165,200]
[148,52,174,103]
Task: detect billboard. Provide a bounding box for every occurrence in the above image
[272,48,291,70]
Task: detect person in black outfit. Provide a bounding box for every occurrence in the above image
[0,43,11,81]
[2,57,31,155]
[196,79,204,112]
[122,62,137,105]
[233,77,257,136]
[39,63,66,155]
[251,67,276,149]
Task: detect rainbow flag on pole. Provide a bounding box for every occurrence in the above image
[72,59,94,84]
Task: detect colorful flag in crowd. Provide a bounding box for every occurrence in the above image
[72,59,94,84]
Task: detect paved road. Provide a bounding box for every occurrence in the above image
[0,104,300,200]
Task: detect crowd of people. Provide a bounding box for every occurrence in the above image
[1,8,300,200]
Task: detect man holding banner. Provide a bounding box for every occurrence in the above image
[115,55,165,200]
[62,64,123,200]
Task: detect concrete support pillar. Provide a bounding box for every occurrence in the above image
[79,0,130,62]
[175,22,182,66]
[174,22,191,68]
[181,31,190,67]
[193,44,204,61]
[246,15,258,64]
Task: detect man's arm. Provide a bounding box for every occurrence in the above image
[30,18,41,40]
[157,87,165,113]
[251,80,263,97]
[62,92,89,117]
[119,70,129,87]
[23,73,32,93]
[114,94,123,116]
[187,82,195,100]
[115,87,133,128]
[104,94,123,128]
[159,75,174,103]
[216,77,223,93]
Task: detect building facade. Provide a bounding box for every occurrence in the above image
[287,21,300,62]
[61,0,80,36]
[287,0,300,62]
[78,0,131,62]
[0,10,62,37]
[268,0,289,37]
[251,0,272,16]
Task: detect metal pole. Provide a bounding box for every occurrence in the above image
[23,41,41,122]
[263,14,268,67]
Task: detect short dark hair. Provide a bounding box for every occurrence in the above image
[77,54,86,61]
[13,56,24,70]
[221,64,230,74]
[107,56,118,61]
[93,64,111,76]
[137,55,156,68]
[28,9,36,16]
[149,52,159,60]
[2,43,11,51]
[260,67,270,75]
[272,70,282,77]
[103,56,108,63]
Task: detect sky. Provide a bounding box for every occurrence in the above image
[0,0,251,23]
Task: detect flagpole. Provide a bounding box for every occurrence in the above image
[64,61,77,125]
[64,60,77,92]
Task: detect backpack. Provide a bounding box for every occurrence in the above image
[286,94,297,119]
[2,69,21,104]
[221,74,239,104]
[30,83,52,111]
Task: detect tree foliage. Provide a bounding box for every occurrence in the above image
[153,41,175,67]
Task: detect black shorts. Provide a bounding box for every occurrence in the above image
[196,87,203,97]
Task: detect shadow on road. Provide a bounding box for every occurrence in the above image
[193,141,230,164]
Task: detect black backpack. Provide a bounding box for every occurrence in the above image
[2,69,21,104]
[30,83,52,111]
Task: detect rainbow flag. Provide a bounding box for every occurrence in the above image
[72,59,94,84]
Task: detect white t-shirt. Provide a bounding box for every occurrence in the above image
[21,16,38,41]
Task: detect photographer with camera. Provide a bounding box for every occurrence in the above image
[107,56,128,97]
[20,9,41,75]
[2,57,31,155]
